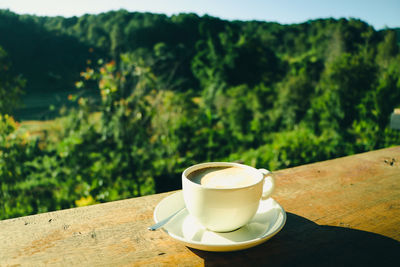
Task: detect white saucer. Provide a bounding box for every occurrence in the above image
[153,191,286,252]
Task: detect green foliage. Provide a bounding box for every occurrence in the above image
[54,57,159,202]
[0,10,400,219]
[0,114,43,218]
[0,47,25,114]
[309,52,378,132]
[229,126,346,170]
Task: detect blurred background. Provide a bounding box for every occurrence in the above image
[0,0,399,219]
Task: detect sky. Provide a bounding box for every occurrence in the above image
[0,0,399,30]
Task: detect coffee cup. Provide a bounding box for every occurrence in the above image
[182,162,275,232]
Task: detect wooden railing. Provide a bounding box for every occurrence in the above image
[1,146,399,266]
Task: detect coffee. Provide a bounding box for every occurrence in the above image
[188,166,257,188]
[183,162,275,232]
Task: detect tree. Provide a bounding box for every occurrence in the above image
[376,30,399,68]
[308,53,377,133]
[0,47,25,114]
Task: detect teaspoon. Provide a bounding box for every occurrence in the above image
[148,207,185,231]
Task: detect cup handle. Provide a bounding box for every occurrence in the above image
[258,169,275,200]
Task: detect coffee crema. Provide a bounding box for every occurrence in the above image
[187,166,257,188]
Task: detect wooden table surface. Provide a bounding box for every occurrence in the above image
[1,147,400,266]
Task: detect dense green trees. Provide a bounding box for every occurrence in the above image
[0,9,399,219]
[0,47,25,114]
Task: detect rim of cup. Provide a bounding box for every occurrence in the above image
[182,162,265,190]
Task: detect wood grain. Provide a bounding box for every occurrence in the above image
[1,147,399,266]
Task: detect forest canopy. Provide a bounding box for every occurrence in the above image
[0,9,399,219]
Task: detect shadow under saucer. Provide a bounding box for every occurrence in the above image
[190,212,400,267]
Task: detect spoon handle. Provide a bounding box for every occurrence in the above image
[148,207,185,231]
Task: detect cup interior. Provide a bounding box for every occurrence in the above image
[183,162,263,189]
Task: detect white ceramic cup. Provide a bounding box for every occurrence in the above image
[182,162,275,232]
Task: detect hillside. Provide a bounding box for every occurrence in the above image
[0,9,400,219]
[0,9,398,120]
